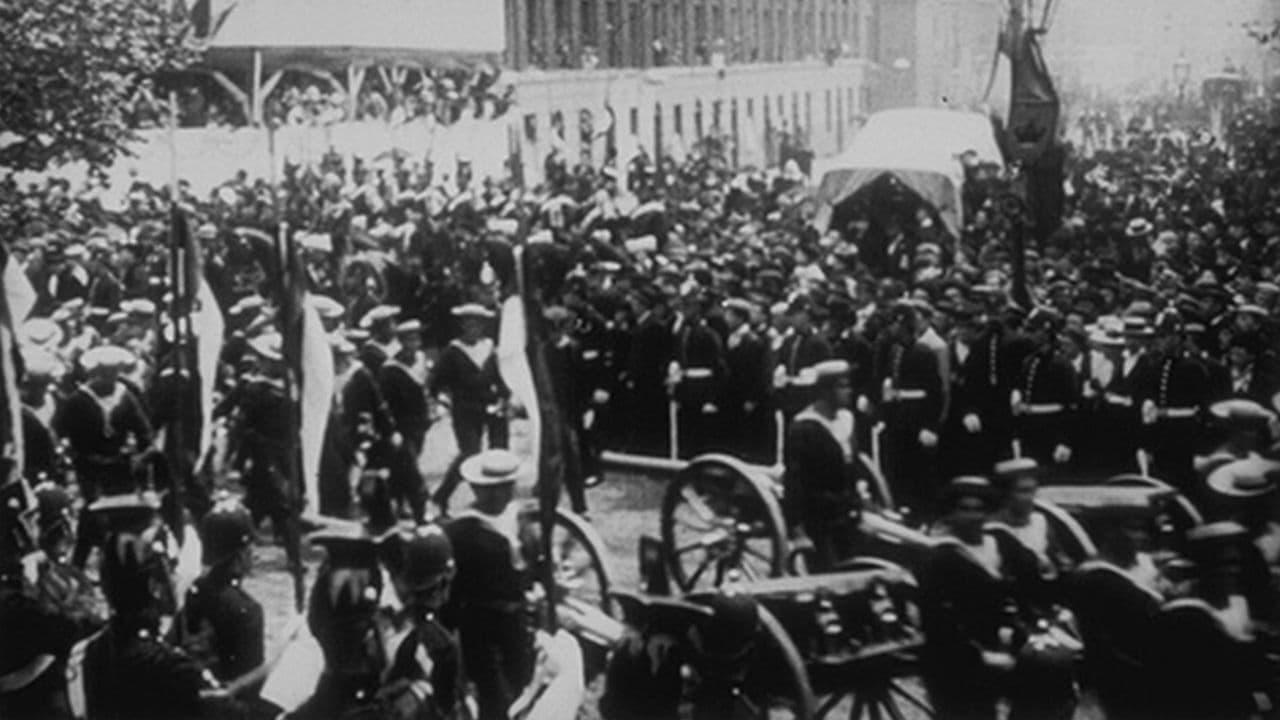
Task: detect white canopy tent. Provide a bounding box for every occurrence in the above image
[813,108,1004,237]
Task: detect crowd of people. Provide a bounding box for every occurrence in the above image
[2,87,1280,720]
[124,66,517,130]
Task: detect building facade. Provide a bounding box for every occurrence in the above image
[503,0,880,71]
[504,0,1003,181]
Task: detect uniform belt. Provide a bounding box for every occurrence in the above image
[1104,393,1133,407]
[682,368,714,380]
[1156,407,1199,419]
[888,389,927,401]
[1022,403,1066,415]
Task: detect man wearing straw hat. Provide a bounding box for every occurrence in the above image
[444,449,535,720]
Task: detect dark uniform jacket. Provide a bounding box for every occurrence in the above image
[79,621,209,720]
[56,383,152,495]
[379,355,429,445]
[1013,350,1080,458]
[949,328,1034,450]
[428,341,506,418]
[21,406,59,482]
[777,330,833,377]
[176,573,264,684]
[723,327,772,415]
[671,318,727,407]
[235,376,297,517]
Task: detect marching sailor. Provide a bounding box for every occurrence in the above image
[783,360,860,572]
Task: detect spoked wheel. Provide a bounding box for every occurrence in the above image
[812,677,935,720]
[519,502,615,613]
[698,602,816,720]
[661,454,789,592]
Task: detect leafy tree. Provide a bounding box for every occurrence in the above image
[0,0,199,171]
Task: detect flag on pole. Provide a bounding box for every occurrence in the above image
[0,244,32,491]
[299,295,334,517]
[278,229,334,517]
[496,242,573,628]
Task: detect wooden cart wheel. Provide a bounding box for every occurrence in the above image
[661,454,789,593]
[744,603,819,719]
[1034,498,1098,563]
[1105,474,1205,528]
[519,502,615,614]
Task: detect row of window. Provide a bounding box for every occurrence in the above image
[524,83,872,164]
[507,0,878,70]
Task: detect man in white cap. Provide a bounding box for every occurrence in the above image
[58,345,153,567]
[443,449,535,720]
[358,304,401,372]
[19,348,64,483]
[379,319,430,521]
[783,359,859,571]
[429,304,509,513]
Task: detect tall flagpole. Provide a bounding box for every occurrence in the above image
[168,90,189,532]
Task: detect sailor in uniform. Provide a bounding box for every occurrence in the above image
[429,305,509,513]
[58,345,152,568]
[443,450,536,720]
[19,348,63,484]
[359,305,403,374]
[783,360,859,572]
[380,319,431,522]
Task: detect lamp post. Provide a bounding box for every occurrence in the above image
[1173,54,1191,105]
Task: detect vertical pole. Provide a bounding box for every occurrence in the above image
[167,92,187,529]
[252,49,263,126]
[168,92,180,199]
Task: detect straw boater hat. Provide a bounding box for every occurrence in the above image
[81,345,135,373]
[247,332,283,362]
[359,305,401,329]
[1207,458,1280,500]
[460,449,523,487]
[451,303,495,320]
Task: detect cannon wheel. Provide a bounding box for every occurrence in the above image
[518,502,615,613]
[734,603,818,719]
[1034,498,1098,563]
[1106,474,1205,528]
[661,454,789,593]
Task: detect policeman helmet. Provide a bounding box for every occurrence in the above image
[199,494,254,566]
[91,493,178,617]
[33,481,75,551]
[382,524,455,611]
[307,526,385,675]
